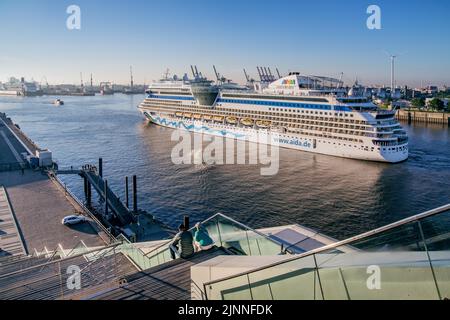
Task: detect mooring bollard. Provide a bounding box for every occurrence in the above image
[99,158,103,177]
[104,179,108,217]
[133,175,137,213]
[125,176,129,209]
[87,181,92,207]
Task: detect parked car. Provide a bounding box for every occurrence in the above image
[61,215,88,226]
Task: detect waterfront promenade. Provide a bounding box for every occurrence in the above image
[0,113,106,257]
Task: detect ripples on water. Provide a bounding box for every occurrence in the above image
[1,95,449,239]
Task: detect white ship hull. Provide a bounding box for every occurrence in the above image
[0,90,21,96]
[141,111,408,163]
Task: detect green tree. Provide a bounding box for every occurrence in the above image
[411,98,425,109]
[428,98,445,111]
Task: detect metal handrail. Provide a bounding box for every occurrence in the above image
[143,212,285,258]
[64,240,89,258]
[0,242,122,280]
[203,203,450,289]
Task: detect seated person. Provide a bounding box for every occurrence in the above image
[169,224,194,260]
[193,222,214,252]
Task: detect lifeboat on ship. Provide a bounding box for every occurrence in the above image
[213,115,224,122]
[175,112,183,117]
[183,112,192,118]
[193,114,202,120]
[226,116,238,125]
[256,120,271,128]
[240,118,254,126]
[202,115,212,121]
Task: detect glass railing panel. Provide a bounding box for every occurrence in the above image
[65,241,90,258]
[148,247,172,266]
[246,229,281,256]
[205,207,450,300]
[419,209,450,300]
[117,236,153,271]
[349,219,425,251]
[248,255,320,300]
[207,255,320,300]
[196,217,222,247]
[206,274,253,300]
[215,215,251,255]
[316,221,439,300]
[200,215,283,256]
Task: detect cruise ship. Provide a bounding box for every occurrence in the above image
[138,67,409,163]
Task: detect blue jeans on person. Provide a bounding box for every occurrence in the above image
[169,244,179,260]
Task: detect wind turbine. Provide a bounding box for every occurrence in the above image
[384,50,407,93]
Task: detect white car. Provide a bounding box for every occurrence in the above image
[61,215,88,226]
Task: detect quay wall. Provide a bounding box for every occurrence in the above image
[396,110,450,125]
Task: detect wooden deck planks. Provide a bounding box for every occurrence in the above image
[91,247,228,300]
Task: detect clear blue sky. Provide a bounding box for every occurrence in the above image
[0,0,448,87]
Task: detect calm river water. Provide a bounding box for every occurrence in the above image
[1,94,449,239]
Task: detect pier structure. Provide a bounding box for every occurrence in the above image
[56,163,135,226]
[55,159,170,242]
[0,113,109,259]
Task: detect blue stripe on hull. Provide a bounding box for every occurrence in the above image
[143,112,247,139]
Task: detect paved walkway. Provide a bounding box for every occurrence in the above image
[0,186,26,257]
[0,119,28,169]
[0,170,105,254]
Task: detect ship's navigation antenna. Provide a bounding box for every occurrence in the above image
[80,72,84,89]
[90,73,93,89]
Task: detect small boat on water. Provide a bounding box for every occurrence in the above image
[226,116,238,124]
[240,118,254,126]
[53,99,64,106]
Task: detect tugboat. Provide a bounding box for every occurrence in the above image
[53,99,64,106]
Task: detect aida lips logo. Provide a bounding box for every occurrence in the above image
[282,80,295,85]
